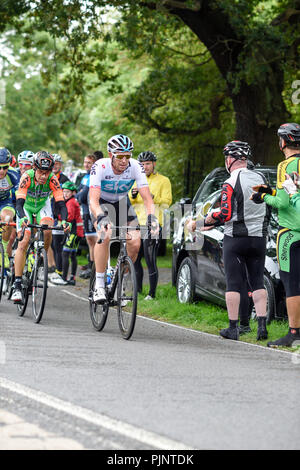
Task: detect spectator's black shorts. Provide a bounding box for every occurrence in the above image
[279,239,300,297]
[83,213,97,236]
[223,235,266,293]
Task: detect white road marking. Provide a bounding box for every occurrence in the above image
[0,378,192,450]
[61,289,297,358]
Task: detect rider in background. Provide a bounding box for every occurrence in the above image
[0,148,20,274]
[129,151,172,300]
[12,151,69,303]
[17,150,34,177]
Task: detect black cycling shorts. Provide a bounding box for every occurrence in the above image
[279,239,300,297]
[223,235,266,293]
[90,196,138,233]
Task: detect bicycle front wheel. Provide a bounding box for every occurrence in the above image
[32,248,48,323]
[17,249,32,317]
[117,256,137,340]
[0,242,5,302]
[89,264,109,331]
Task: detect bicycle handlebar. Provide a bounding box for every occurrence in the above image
[97,225,141,244]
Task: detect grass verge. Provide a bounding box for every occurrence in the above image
[137,283,299,352]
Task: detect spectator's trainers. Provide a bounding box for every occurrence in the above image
[144,295,154,301]
[79,267,92,279]
[50,271,62,281]
[267,330,300,348]
[51,275,68,286]
[257,325,268,341]
[239,324,252,335]
[220,327,239,341]
[67,278,76,286]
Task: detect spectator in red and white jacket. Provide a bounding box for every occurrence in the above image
[52,181,84,286]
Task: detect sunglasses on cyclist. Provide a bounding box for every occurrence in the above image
[113,154,132,160]
[0,165,9,170]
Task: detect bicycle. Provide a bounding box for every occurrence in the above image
[16,223,65,323]
[0,221,19,302]
[89,226,139,340]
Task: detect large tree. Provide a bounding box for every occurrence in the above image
[1,0,300,164]
[118,0,300,164]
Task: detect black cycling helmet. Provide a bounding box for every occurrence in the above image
[278,123,300,150]
[34,151,54,170]
[223,141,252,160]
[138,151,157,162]
[0,148,12,165]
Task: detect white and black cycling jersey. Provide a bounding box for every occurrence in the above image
[212,168,270,237]
[89,158,148,203]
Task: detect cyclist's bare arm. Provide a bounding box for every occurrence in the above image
[89,186,103,220]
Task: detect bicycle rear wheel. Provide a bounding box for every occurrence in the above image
[89,264,109,331]
[0,242,5,302]
[117,256,137,340]
[32,248,48,323]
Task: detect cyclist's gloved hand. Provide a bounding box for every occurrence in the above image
[61,220,71,232]
[252,184,275,196]
[147,214,159,238]
[19,216,29,227]
[251,192,265,204]
[97,214,111,231]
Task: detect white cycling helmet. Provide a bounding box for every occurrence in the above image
[18,150,34,164]
[52,153,63,162]
[107,134,134,154]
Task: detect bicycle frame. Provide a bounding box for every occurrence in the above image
[100,226,140,305]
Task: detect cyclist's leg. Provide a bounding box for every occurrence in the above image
[12,210,32,302]
[0,205,15,267]
[91,206,113,302]
[125,197,140,263]
[36,198,54,251]
[14,208,32,277]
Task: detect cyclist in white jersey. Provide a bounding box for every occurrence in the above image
[89,134,158,303]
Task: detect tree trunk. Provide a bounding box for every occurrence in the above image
[167,3,289,165]
[230,80,289,166]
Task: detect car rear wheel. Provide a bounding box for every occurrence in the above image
[176,257,197,304]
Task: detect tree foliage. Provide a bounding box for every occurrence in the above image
[0,1,300,198]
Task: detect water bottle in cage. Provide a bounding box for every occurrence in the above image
[105,267,115,286]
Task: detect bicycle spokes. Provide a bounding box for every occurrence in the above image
[117,257,137,340]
